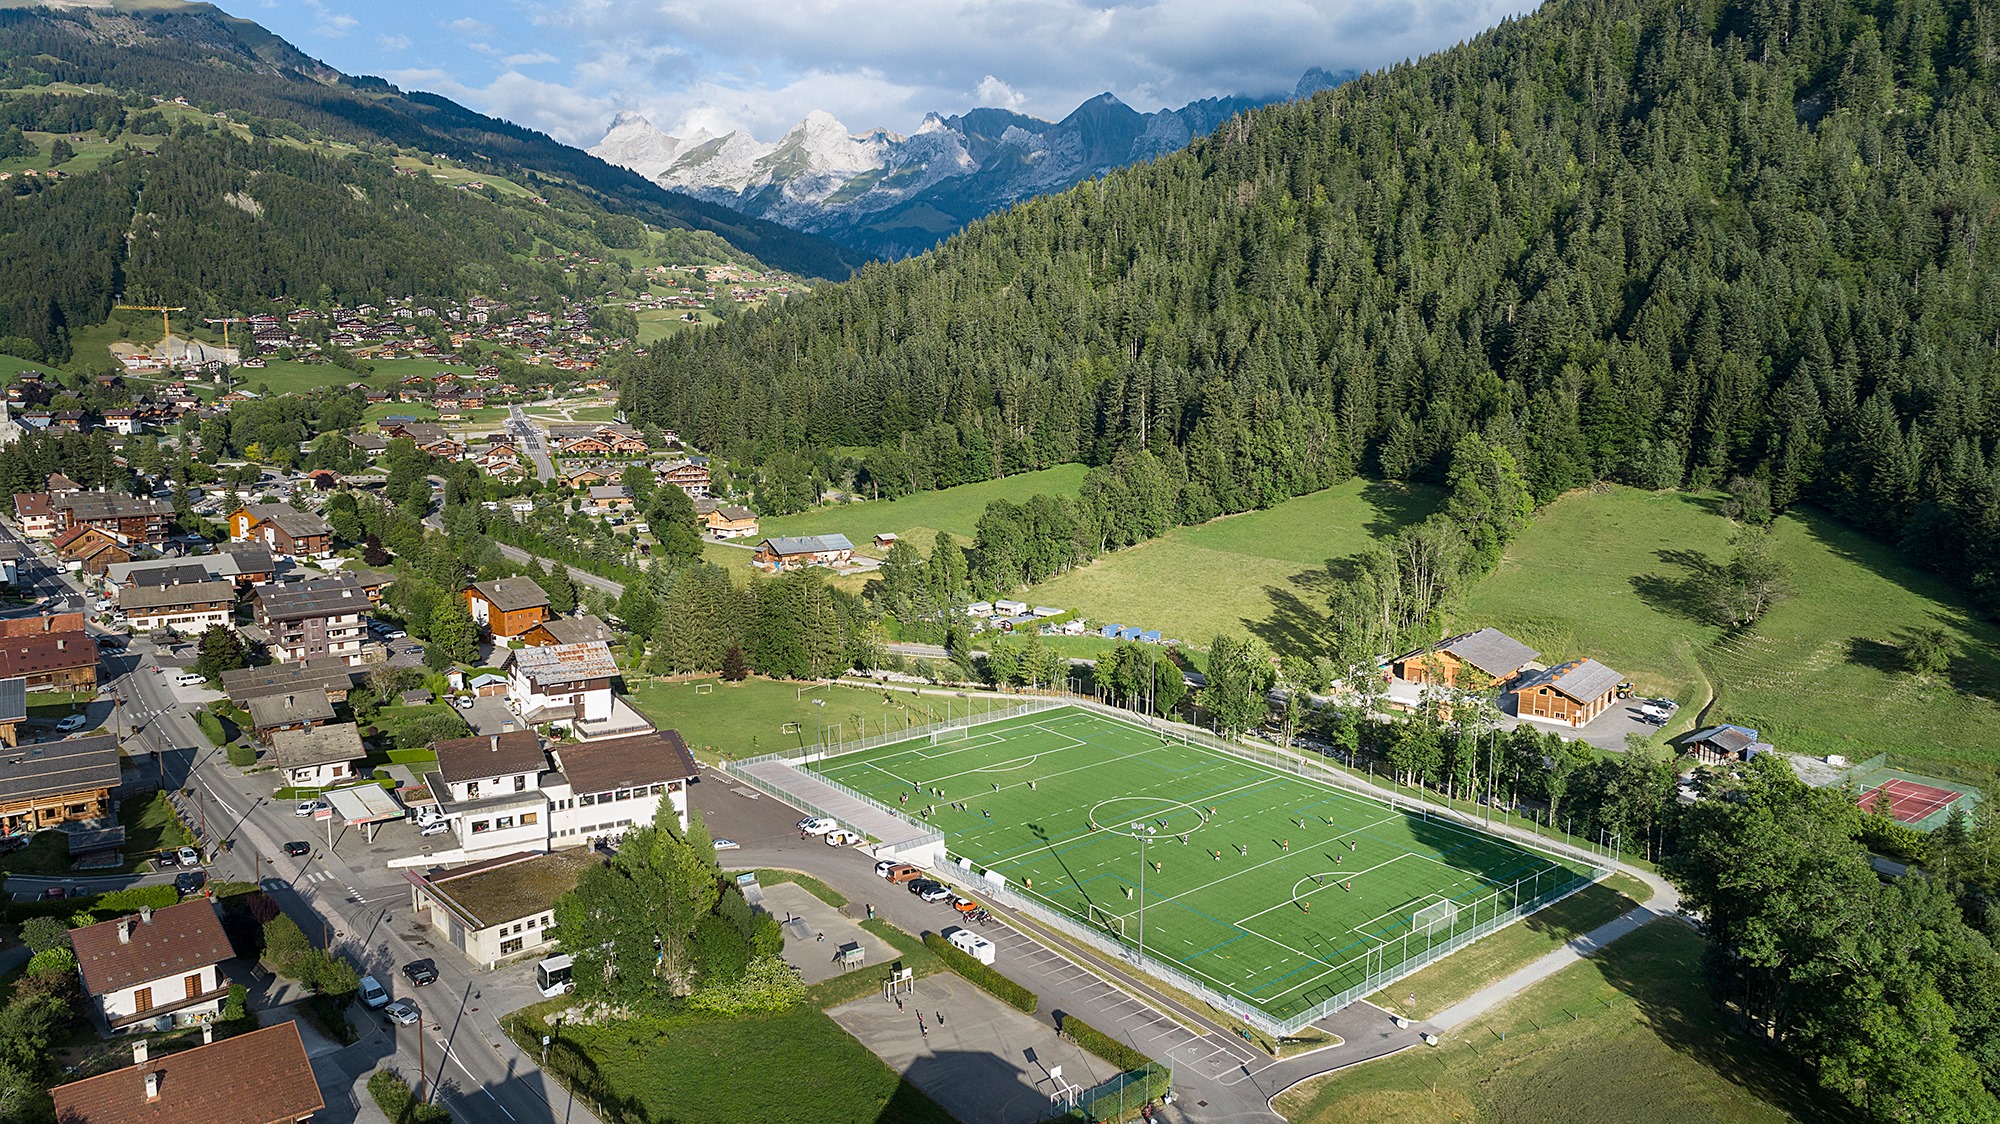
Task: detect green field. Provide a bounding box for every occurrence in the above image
[1463,487,2000,767]
[1024,478,1442,649]
[759,465,1091,551]
[1275,922,1842,1124]
[626,676,932,760]
[806,706,1598,1025]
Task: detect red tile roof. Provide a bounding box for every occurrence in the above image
[70,900,232,997]
[0,630,97,677]
[51,1022,323,1124]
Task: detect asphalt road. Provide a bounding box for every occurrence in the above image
[507,404,557,482]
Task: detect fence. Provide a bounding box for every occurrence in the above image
[730,695,1065,769]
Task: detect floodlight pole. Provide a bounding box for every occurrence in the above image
[1137,830,1146,962]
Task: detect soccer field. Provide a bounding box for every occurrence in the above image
[807,706,1600,1025]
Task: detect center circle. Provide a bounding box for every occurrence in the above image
[1087,796,1209,839]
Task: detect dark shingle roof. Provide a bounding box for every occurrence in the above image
[434,730,547,785]
[221,658,356,702]
[245,691,336,731]
[554,728,699,794]
[70,899,231,996]
[0,732,118,804]
[1437,628,1540,678]
[256,574,366,621]
[470,576,550,613]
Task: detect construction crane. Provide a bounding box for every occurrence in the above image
[203,317,248,385]
[114,305,187,368]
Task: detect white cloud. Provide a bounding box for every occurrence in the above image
[447,17,496,35]
[387,67,619,146]
[378,33,412,50]
[972,75,1024,111]
[504,52,561,67]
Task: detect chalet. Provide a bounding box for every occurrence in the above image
[54,494,172,545]
[0,630,97,690]
[216,541,278,588]
[0,731,117,834]
[425,730,556,858]
[0,613,83,640]
[53,525,133,576]
[754,534,854,572]
[245,691,337,745]
[1685,724,1772,764]
[586,485,633,510]
[660,460,709,498]
[521,614,615,648]
[117,580,236,635]
[561,467,606,488]
[404,849,598,968]
[230,503,334,560]
[12,492,58,538]
[69,899,234,1033]
[254,575,369,665]
[1392,628,1540,689]
[101,408,138,436]
[507,640,647,739]
[557,435,613,457]
[343,566,395,604]
[466,576,552,641]
[705,505,759,539]
[269,723,366,788]
[1510,658,1623,728]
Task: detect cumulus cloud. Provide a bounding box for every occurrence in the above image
[388,67,620,145]
[377,33,412,50]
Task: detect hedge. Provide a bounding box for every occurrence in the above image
[367,1068,452,1124]
[226,742,258,768]
[922,932,1036,1013]
[1057,1014,1152,1072]
[195,711,228,748]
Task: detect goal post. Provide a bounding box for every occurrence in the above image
[1411,899,1459,937]
[1086,903,1127,941]
[693,682,714,695]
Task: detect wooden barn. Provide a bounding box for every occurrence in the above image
[1510,658,1623,727]
[1391,627,1539,688]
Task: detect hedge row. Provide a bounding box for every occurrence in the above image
[1057,1014,1152,1072]
[922,932,1036,1013]
[194,711,228,748]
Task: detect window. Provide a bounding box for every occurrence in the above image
[467,781,481,798]
[515,775,527,792]
[500,937,523,955]
[578,794,595,807]
[133,987,153,1013]
[471,820,490,834]
[615,789,632,802]
[526,916,538,929]
[497,816,514,829]
[521,812,538,825]
[185,973,202,1000]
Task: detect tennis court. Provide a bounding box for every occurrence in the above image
[805,706,1598,1025]
[1858,778,1967,827]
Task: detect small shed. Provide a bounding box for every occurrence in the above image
[873,533,898,549]
[1118,626,1143,641]
[1100,624,1122,638]
[1138,629,1162,644]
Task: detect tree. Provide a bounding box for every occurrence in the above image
[1710,526,1795,627]
[543,562,577,616]
[720,645,749,682]
[425,596,478,668]
[1904,626,1955,678]
[1198,634,1272,737]
[192,625,247,681]
[362,533,390,567]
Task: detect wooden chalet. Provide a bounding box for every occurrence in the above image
[1510,658,1623,727]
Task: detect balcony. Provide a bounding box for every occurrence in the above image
[570,696,655,742]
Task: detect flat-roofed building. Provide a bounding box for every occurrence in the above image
[404,849,598,968]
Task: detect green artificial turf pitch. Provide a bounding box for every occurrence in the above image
[807,706,1597,1023]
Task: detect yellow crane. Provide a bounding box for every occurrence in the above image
[115,304,187,368]
[202,316,247,355]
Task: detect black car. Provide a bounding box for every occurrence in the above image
[282,841,311,858]
[403,958,439,986]
[174,870,206,895]
[908,879,942,896]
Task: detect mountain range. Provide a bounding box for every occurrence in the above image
[592,68,1352,260]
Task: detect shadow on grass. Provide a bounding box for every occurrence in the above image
[1592,924,1848,1124]
[1358,480,1441,539]
[1628,548,1722,626]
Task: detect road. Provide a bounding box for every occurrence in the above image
[419,505,623,598]
[506,404,557,482]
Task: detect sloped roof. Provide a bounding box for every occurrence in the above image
[221,658,355,702]
[1438,628,1540,678]
[270,722,366,769]
[470,576,550,613]
[245,690,335,731]
[1689,724,1760,754]
[256,574,366,621]
[118,580,235,611]
[530,614,614,646]
[243,502,331,540]
[554,728,699,794]
[761,534,853,555]
[0,732,118,804]
[52,1021,323,1124]
[434,729,547,785]
[70,899,231,996]
[513,641,617,688]
[1516,658,1623,704]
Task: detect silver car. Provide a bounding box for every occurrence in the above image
[383,998,420,1027]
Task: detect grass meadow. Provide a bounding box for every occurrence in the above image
[624,675,932,761]
[759,465,1091,551]
[1024,478,1442,650]
[1463,487,2000,769]
[1277,922,1842,1124]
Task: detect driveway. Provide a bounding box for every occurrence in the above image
[1499,694,1667,751]
[459,697,516,736]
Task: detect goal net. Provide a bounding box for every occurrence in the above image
[1087,903,1127,940]
[693,683,715,695]
[1411,899,1459,936]
[931,727,973,746]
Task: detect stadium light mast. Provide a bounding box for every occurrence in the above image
[1137,824,1147,962]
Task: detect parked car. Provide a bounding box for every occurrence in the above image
[174,871,205,895]
[908,878,942,897]
[825,830,863,847]
[875,859,897,878]
[403,959,438,986]
[382,629,407,640]
[176,845,200,867]
[39,886,66,901]
[712,838,740,851]
[419,820,450,837]
[952,897,979,914]
[383,998,421,1027]
[357,975,389,1009]
[295,799,328,818]
[917,883,953,903]
[885,864,924,883]
[282,841,311,857]
[154,850,180,870]
[456,696,476,710]
[54,714,88,732]
[801,817,839,836]
[0,836,26,855]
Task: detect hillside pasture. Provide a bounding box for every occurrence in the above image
[1024,478,1442,650]
[1463,487,2000,769]
[759,464,1091,550]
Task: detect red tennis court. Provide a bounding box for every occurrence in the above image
[1857,778,1964,825]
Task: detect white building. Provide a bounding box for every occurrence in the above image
[427,730,553,859]
[507,641,649,739]
[116,580,236,635]
[69,900,233,1033]
[404,849,597,968]
[268,723,366,789]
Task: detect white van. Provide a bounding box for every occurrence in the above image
[946,927,996,965]
[357,975,389,1008]
[173,673,205,687]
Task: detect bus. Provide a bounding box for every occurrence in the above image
[535,954,574,997]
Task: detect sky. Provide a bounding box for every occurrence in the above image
[243,0,1542,147]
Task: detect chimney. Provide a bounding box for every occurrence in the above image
[201,1024,213,1045]
[144,1071,160,1100]
[490,735,499,752]
[132,1040,148,1066]
[140,905,153,924]
[117,919,131,944]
